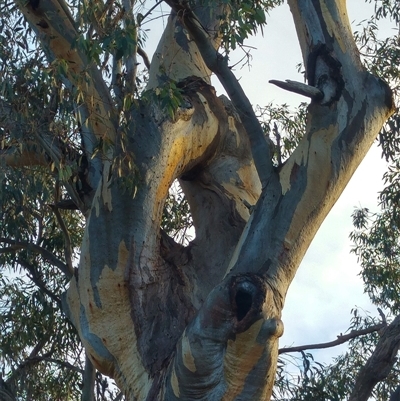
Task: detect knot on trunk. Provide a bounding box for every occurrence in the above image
[230,274,283,337]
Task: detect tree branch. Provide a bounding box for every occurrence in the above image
[164,0,273,187]
[121,0,138,95]
[278,323,386,354]
[349,315,400,401]
[15,0,117,145]
[8,337,51,385]
[82,354,96,401]
[137,46,151,70]
[23,356,84,374]
[34,132,85,212]
[0,146,48,168]
[17,258,62,305]
[0,238,72,279]
[50,184,74,273]
[269,79,323,100]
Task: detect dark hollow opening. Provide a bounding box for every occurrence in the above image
[235,289,253,321]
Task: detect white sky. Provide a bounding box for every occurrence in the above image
[141,0,394,366]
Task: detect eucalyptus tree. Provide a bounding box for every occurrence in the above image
[0,0,396,400]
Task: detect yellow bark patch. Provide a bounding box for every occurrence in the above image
[319,0,346,53]
[218,160,259,220]
[147,15,210,89]
[227,117,240,144]
[283,123,337,248]
[225,212,255,277]
[171,366,180,397]
[222,320,265,400]
[74,238,152,398]
[181,333,197,373]
[153,96,219,216]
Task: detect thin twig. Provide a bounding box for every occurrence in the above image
[25,357,84,374]
[279,323,386,354]
[0,238,72,279]
[139,0,163,23]
[17,258,62,305]
[269,79,323,100]
[137,46,151,70]
[50,181,74,273]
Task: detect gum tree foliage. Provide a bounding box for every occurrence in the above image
[0,0,397,400]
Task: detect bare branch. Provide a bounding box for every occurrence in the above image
[82,354,96,401]
[17,258,62,305]
[0,238,72,279]
[24,356,84,374]
[279,323,386,354]
[269,79,323,100]
[140,0,163,23]
[137,46,151,70]
[34,132,85,212]
[112,57,124,106]
[50,183,74,273]
[122,0,138,95]
[8,336,52,385]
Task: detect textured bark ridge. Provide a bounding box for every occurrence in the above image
[15,0,395,400]
[349,315,400,401]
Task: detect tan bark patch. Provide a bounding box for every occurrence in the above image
[147,15,210,89]
[181,332,197,373]
[222,319,265,400]
[76,239,152,397]
[153,95,219,215]
[225,212,255,276]
[319,0,346,53]
[171,366,181,397]
[283,124,336,247]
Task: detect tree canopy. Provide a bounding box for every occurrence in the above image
[0,0,399,400]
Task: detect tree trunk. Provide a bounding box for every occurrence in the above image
[14,0,395,399]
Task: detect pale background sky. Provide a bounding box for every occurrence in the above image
[141,0,395,366]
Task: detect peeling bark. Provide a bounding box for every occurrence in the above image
[11,0,396,399]
[65,0,394,398]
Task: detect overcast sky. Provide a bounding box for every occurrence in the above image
[142,0,394,365]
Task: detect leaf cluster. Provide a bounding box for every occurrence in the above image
[256,102,307,166]
[218,0,284,52]
[162,181,193,244]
